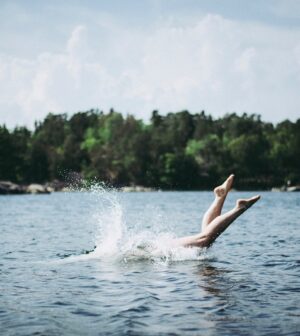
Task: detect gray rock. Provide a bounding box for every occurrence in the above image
[121,185,154,192]
[26,184,50,194]
[287,186,300,192]
[0,181,26,194]
[45,179,68,191]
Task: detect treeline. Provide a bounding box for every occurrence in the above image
[0,109,299,190]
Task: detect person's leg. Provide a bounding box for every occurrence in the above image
[201,174,234,231]
[175,195,260,248]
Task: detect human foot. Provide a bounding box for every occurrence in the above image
[214,174,235,198]
[236,195,261,211]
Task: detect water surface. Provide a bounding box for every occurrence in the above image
[1,190,299,335]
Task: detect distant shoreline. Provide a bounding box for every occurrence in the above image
[1,180,299,195]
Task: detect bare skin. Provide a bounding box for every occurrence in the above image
[202,174,235,232]
[174,175,260,248]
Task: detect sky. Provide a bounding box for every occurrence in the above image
[0,0,300,128]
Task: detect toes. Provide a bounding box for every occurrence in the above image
[225,174,234,189]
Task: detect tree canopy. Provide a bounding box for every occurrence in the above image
[0,109,299,190]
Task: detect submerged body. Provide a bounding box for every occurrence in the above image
[175,175,260,248]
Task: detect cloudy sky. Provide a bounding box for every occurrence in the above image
[1,0,300,128]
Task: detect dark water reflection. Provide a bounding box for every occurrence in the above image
[1,191,300,335]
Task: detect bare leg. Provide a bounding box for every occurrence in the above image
[175,195,260,248]
[201,174,234,231]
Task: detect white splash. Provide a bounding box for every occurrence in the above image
[63,183,207,263]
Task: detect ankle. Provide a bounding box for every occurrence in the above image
[234,203,246,212]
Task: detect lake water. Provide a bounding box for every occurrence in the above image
[1,189,299,335]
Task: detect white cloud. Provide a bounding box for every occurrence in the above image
[0,13,300,128]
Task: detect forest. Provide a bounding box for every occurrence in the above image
[0,109,299,190]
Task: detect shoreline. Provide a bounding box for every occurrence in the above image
[1,180,299,195]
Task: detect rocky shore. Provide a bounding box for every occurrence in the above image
[271,185,300,192]
[0,180,156,194]
[1,180,299,195]
[0,180,68,195]
[121,186,155,192]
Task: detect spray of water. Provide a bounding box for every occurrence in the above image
[63,181,207,263]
